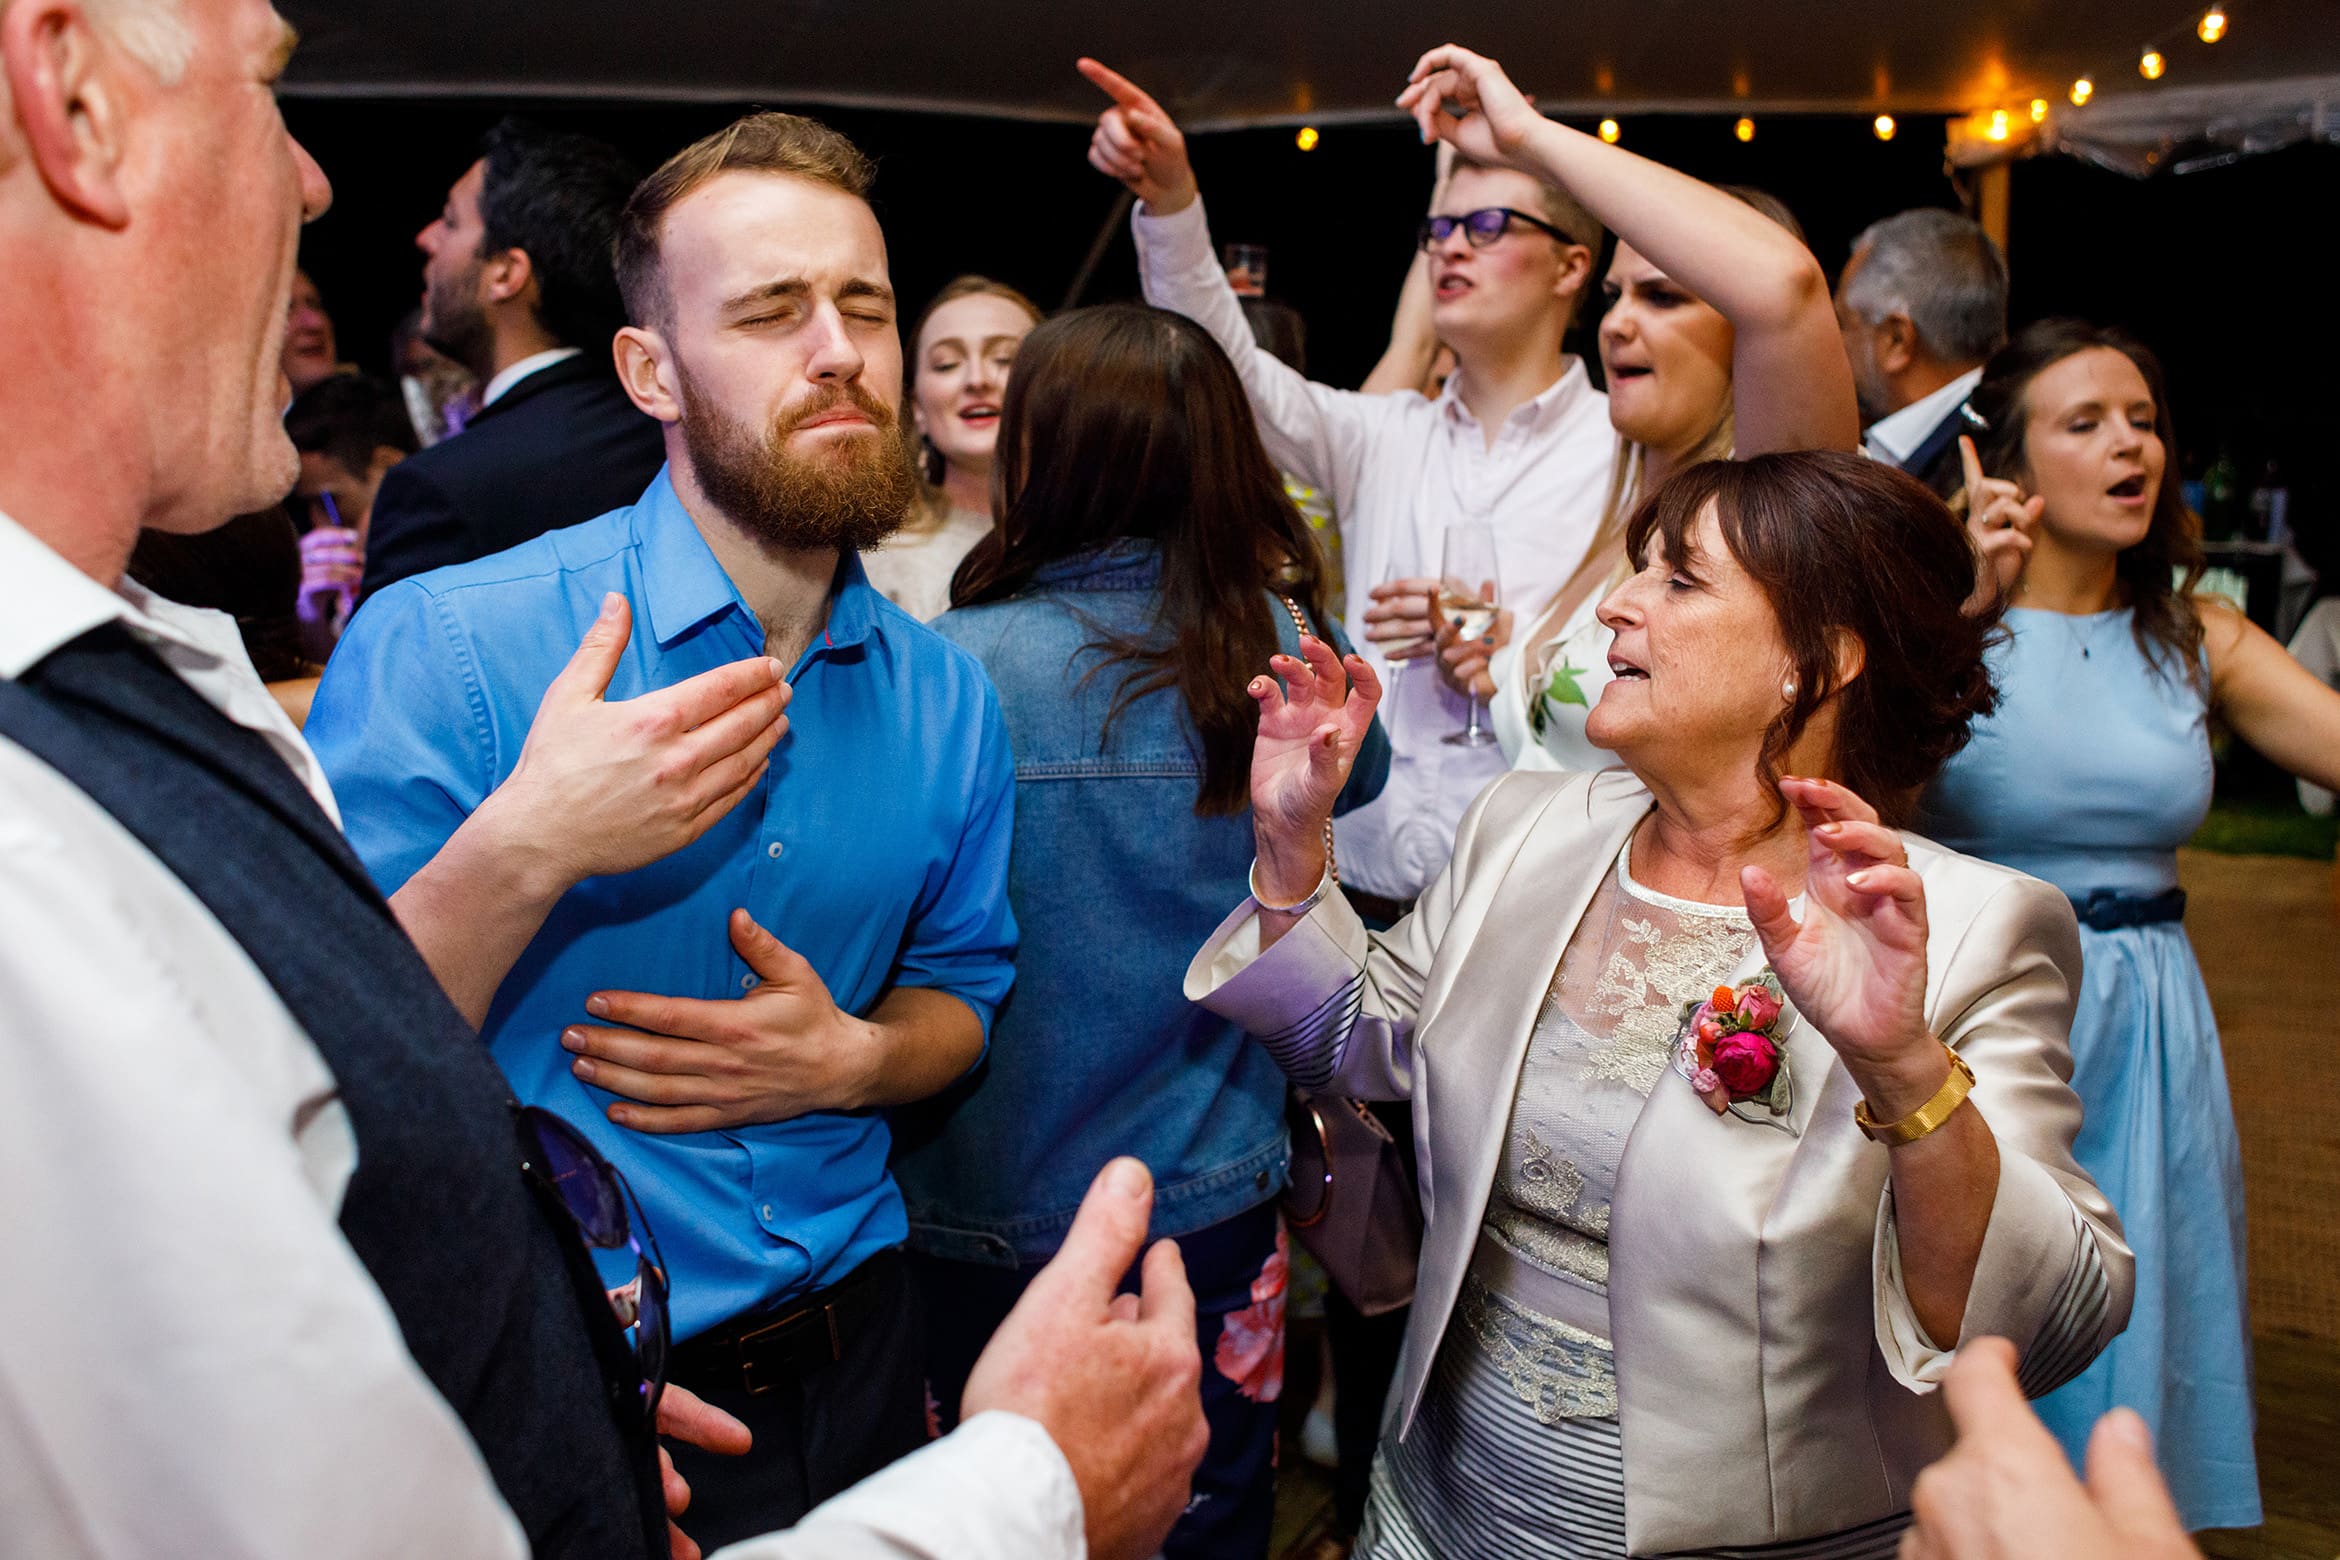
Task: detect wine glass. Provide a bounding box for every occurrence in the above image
[1438,523,1501,747]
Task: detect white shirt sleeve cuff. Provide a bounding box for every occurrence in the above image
[710,1412,1083,1560]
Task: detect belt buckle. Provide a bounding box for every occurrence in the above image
[733,1302,842,1395]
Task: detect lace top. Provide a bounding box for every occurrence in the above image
[1468,839,1764,1423]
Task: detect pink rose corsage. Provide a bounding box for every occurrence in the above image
[1672,974,1795,1128]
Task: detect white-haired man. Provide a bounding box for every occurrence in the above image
[0,3,1203,1556]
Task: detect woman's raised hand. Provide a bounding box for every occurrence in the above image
[1959,435,2044,614]
[1249,635,1381,900]
[1395,45,1547,168]
[1741,777,1940,1092]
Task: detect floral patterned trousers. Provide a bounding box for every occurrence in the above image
[910,1199,1287,1560]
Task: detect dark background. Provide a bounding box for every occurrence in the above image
[285,100,2340,584]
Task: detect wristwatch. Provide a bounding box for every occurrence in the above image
[1854,1046,1977,1146]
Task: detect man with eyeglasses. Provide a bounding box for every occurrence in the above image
[1080,59,1616,927]
[0,4,1203,1558]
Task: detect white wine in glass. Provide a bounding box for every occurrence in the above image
[1438,523,1501,747]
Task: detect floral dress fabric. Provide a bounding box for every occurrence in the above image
[1487,591,1617,777]
[1356,846,1906,1560]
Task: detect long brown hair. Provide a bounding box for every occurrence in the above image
[951,304,1328,815]
[1965,318,2205,681]
[1627,453,1999,827]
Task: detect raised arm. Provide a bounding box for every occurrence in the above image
[1077,57,1399,499]
[2205,596,2340,792]
[1745,776,2126,1377]
[1398,45,1858,455]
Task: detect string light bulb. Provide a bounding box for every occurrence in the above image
[2070,76,2095,105]
[2198,5,2228,41]
[1986,108,2011,142]
[2029,98,2050,123]
[2139,49,2166,80]
[1734,116,1756,142]
[1295,125,1319,151]
[1873,114,1896,141]
[1598,118,1621,143]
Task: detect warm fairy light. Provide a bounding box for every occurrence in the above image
[2198,5,2228,41]
[1734,116,1756,142]
[2140,49,2167,80]
[2070,76,2095,105]
[2029,97,2050,123]
[1295,125,1319,151]
[1986,109,2011,141]
[1598,118,1621,143]
[1873,114,1897,141]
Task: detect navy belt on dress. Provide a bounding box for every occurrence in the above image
[2069,886,2187,931]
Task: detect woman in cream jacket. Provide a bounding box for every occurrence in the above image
[1186,448,2129,1558]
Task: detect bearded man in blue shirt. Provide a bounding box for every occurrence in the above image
[307,113,1016,1551]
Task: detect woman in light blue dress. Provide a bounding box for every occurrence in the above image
[1920,319,2340,1531]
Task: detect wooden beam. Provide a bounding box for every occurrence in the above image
[1977,163,2011,262]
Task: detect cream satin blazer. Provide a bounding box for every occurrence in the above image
[1187,769,2132,1554]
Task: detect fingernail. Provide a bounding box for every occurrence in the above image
[561,1027,585,1051]
[572,1057,597,1081]
[767,658,787,679]
[1107,1157,1151,1199]
[2102,1408,2153,1451]
[585,995,610,1018]
[599,592,623,620]
[1818,822,1842,835]
[1848,869,1873,886]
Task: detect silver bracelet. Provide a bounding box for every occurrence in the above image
[1249,858,1333,916]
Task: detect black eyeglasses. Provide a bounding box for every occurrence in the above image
[516,1104,669,1424]
[1417,206,1579,252]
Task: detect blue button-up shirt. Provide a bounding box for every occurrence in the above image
[307,468,1017,1340]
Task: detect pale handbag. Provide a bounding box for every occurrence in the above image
[1263,592,1424,1315]
[1281,1089,1421,1316]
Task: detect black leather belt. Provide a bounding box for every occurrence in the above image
[669,1248,899,1396]
[2070,887,2187,931]
[1341,884,1417,927]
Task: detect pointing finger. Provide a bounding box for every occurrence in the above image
[1958,434,1985,498]
[1077,57,1163,119]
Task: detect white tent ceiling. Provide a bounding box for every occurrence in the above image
[278,0,2340,130]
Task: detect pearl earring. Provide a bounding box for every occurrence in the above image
[1782,679,1799,700]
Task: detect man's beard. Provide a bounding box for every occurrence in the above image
[678,369,917,554]
[421,261,495,383]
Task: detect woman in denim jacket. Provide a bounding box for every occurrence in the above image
[891,303,1388,1560]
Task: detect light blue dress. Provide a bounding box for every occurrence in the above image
[1919,607,2259,1531]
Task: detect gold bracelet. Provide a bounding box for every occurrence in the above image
[1854,1047,1976,1146]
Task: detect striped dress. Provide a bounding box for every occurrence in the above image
[1354,850,1910,1560]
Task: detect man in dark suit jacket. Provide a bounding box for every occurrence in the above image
[361,120,665,600]
[1833,209,2008,499]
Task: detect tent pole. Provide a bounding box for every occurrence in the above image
[1061,190,1137,311]
[1978,163,2011,263]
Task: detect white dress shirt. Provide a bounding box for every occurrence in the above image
[1861,366,1982,468]
[0,510,1081,1560]
[480,344,585,408]
[1134,199,1616,899]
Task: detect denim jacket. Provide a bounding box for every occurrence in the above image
[891,539,1390,1266]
